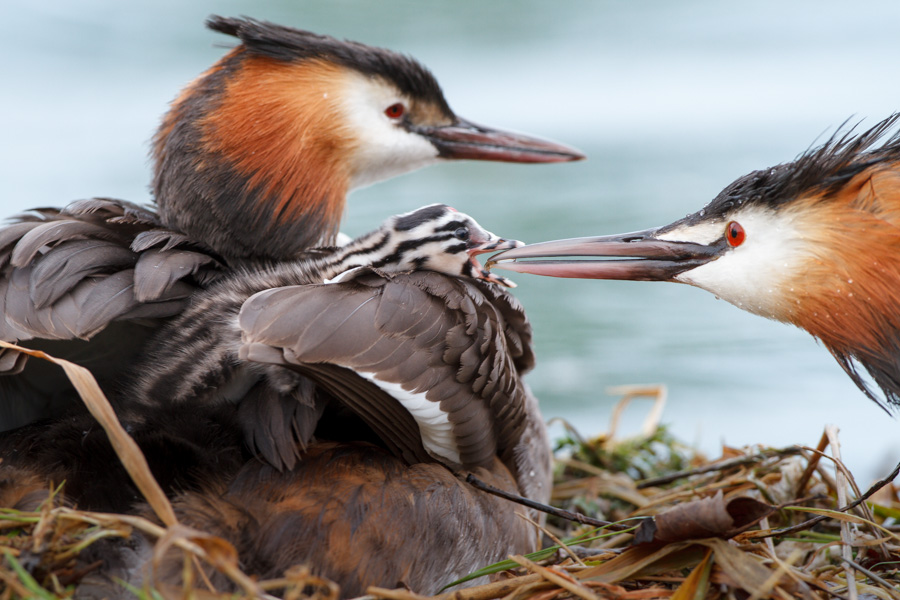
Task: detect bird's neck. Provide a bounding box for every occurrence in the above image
[153,49,353,261]
[785,171,900,405]
[314,227,404,282]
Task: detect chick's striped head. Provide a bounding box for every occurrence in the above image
[328,205,522,286]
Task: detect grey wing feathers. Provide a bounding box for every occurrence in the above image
[29,240,136,308]
[236,378,326,471]
[239,270,534,474]
[132,229,194,252]
[10,221,122,267]
[0,198,223,344]
[134,249,218,303]
[0,199,224,429]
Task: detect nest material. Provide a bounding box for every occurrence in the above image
[1,347,899,599]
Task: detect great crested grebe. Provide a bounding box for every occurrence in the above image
[0,16,581,439]
[1,204,551,596]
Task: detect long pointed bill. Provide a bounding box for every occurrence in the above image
[417,118,585,163]
[486,229,725,281]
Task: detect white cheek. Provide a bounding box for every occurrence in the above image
[339,74,440,189]
[664,208,807,320]
[427,252,467,277]
[676,251,790,319]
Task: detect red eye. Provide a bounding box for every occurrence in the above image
[385,103,405,119]
[726,221,745,247]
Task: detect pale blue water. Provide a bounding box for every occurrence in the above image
[4,0,900,484]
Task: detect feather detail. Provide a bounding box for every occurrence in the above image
[134,249,218,303]
[0,199,220,429]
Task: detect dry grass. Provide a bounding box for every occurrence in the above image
[1,346,899,599]
[435,389,900,600]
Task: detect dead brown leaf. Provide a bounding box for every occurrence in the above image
[633,491,775,544]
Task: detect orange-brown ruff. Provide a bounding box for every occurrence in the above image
[780,164,900,401]
[158,52,351,250]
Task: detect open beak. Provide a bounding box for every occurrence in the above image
[416,117,585,164]
[486,228,725,282]
[469,236,523,287]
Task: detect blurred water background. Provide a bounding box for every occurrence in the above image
[4,0,900,483]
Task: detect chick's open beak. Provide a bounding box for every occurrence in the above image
[469,236,523,287]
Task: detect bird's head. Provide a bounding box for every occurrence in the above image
[493,116,900,407]
[327,204,522,287]
[154,16,582,261]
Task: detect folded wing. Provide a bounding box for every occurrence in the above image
[239,269,537,478]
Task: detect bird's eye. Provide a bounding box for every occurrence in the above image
[454,227,469,240]
[385,103,405,119]
[726,221,746,247]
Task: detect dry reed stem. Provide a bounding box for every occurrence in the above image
[826,425,858,600]
[435,574,545,600]
[509,555,599,600]
[604,385,667,443]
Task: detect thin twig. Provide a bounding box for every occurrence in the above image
[434,573,546,600]
[635,447,804,489]
[464,474,635,531]
[754,460,900,539]
[842,559,900,600]
[519,514,585,567]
